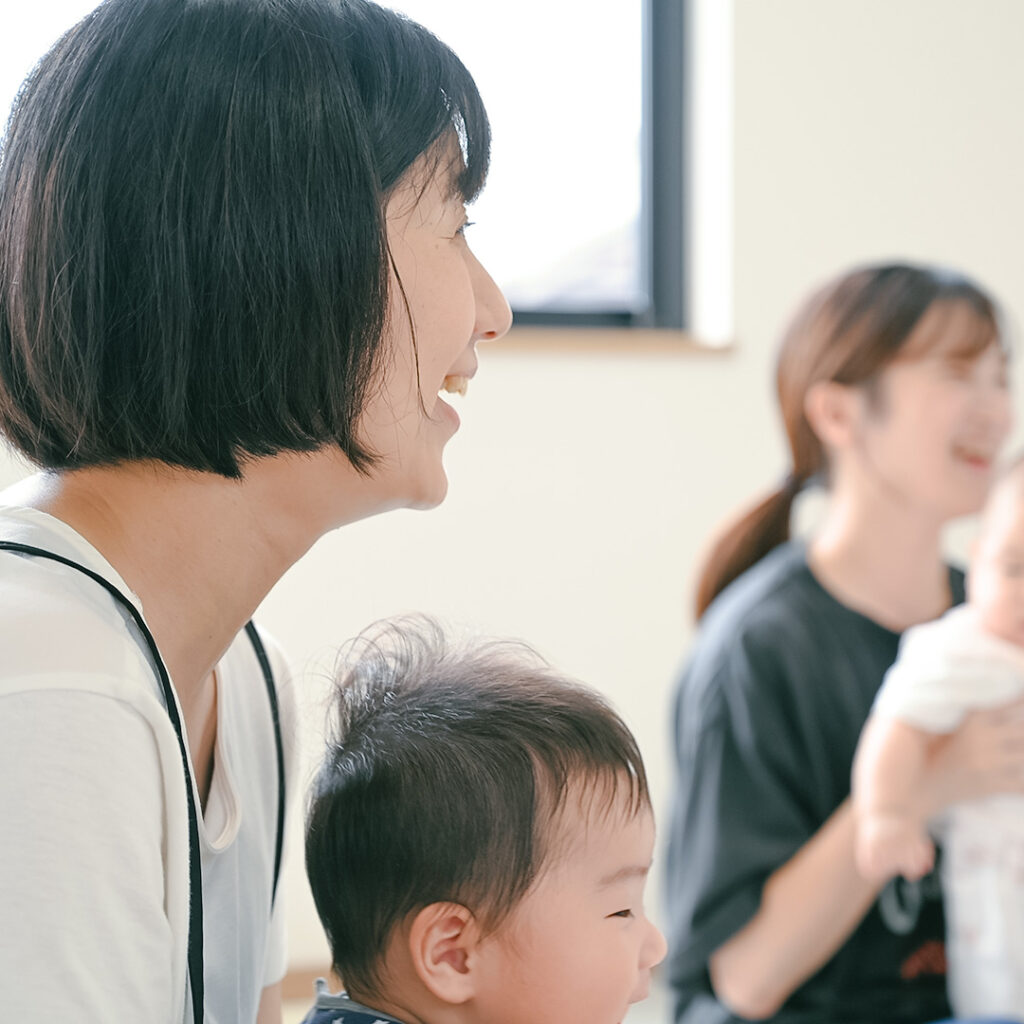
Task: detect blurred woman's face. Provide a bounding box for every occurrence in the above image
[850,301,1012,521]
[356,145,512,511]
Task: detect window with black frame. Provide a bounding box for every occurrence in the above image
[388,0,686,329]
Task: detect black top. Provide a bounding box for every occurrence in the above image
[665,542,963,1024]
[302,1007,393,1024]
[300,984,408,1024]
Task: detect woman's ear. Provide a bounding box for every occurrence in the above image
[407,902,483,1005]
[804,379,862,449]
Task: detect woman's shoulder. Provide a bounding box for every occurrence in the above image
[678,541,887,715]
[693,542,825,659]
[0,504,162,703]
[707,539,813,611]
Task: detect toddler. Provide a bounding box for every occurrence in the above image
[303,616,667,1024]
[853,458,1024,1019]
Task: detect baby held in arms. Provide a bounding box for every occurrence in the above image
[853,456,1024,1019]
[302,616,667,1024]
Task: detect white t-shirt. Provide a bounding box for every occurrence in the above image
[0,504,298,1023]
[872,603,1024,733]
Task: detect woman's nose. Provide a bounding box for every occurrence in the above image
[470,251,512,344]
[980,381,1014,444]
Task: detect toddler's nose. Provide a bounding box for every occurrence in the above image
[643,918,668,971]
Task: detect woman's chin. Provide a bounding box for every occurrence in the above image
[403,472,450,511]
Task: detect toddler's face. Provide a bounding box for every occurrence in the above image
[970,483,1024,647]
[470,791,666,1024]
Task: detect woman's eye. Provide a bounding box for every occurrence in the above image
[456,220,475,238]
[943,360,973,380]
[609,909,634,919]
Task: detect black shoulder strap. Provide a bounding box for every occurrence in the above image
[243,620,286,909]
[0,540,206,1022]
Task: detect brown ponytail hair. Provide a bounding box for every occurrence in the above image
[694,262,1001,620]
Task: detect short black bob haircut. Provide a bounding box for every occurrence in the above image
[0,0,489,477]
[305,616,650,1000]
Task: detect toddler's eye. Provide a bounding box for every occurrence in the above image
[609,909,634,919]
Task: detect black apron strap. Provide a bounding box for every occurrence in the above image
[243,620,286,909]
[0,540,205,1023]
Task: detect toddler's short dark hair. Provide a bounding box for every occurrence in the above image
[305,616,649,998]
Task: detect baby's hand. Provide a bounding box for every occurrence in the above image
[856,811,934,883]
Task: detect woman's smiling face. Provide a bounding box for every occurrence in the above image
[850,301,1012,522]
[356,143,512,510]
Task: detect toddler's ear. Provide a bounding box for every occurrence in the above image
[407,902,482,1004]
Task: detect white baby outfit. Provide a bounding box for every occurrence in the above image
[874,603,1024,1018]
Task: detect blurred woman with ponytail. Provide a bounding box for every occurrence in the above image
[665,263,1024,1023]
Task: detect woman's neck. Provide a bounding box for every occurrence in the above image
[4,450,385,699]
[808,485,951,633]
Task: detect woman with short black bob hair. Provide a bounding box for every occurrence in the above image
[0,0,510,1021]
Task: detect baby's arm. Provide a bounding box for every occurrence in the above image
[852,714,941,882]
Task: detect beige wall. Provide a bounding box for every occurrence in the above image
[3,0,1024,976]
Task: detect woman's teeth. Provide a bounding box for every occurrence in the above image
[442,375,469,397]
